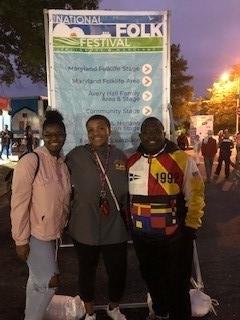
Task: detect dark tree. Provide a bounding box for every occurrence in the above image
[0,0,99,85]
[170,44,194,122]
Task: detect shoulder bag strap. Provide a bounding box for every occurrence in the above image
[32,152,40,179]
[95,152,120,211]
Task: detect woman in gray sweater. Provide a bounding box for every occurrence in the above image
[66,115,129,320]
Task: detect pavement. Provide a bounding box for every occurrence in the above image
[1,151,240,319]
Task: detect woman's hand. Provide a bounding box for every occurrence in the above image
[16,244,30,262]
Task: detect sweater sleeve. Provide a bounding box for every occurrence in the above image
[62,164,71,227]
[10,153,39,245]
[182,157,205,229]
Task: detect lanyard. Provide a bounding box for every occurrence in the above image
[92,145,111,197]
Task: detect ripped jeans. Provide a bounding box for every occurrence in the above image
[25,236,59,320]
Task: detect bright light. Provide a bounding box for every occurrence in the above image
[220,72,230,82]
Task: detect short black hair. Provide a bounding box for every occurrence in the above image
[86,114,111,129]
[141,117,164,131]
[43,110,66,133]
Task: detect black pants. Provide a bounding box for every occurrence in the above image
[73,241,127,303]
[133,235,193,320]
[215,156,230,178]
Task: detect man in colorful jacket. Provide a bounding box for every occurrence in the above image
[127,117,205,320]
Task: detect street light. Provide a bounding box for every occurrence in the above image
[220,72,230,82]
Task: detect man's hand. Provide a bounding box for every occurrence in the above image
[16,244,30,262]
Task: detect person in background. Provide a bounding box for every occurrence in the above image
[128,117,205,320]
[235,132,240,163]
[177,131,189,150]
[25,125,33,153]
[0,124,12,159]
[193,134,201,165]
[214,130,234,180]
[201,130,218,183]
[217,130,224,146]
[11,110,71,320]
[66,115,129,320]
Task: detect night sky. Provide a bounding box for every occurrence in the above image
[2,0,240,97]
[100,0,240,96]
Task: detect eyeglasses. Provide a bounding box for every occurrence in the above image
[43,133,66,138]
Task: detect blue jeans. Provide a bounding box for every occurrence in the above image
[0,144,10,158]
[204,157,213,180]
[25,236,59,320]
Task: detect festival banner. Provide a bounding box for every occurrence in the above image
[190,115,214,143]
[46,10,170,152]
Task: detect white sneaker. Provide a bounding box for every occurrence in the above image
[85,313,96,320]
[106,306,127,320]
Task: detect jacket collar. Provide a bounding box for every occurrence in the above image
[36,146,65,163]
[137,139,179,156]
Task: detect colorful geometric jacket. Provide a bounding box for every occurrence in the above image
[127,140,205,240]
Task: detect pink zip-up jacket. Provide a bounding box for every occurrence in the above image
[11,146,71,246]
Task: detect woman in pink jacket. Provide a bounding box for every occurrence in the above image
[11,110,71,320]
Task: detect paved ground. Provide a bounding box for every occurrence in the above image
[0,159,17,198]
[0,152,240,319]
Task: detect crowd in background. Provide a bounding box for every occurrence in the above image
[177,129,240,185]
[0,124,40,159]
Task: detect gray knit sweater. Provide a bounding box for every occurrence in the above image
[66,144,129,245]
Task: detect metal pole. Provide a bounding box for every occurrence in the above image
[43,9,52,107]
[236,77,240,134]
[168,103,177,144]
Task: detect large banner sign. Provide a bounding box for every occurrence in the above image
[46,10,170,152]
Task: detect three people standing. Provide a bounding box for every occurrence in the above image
[11,112,205,320]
